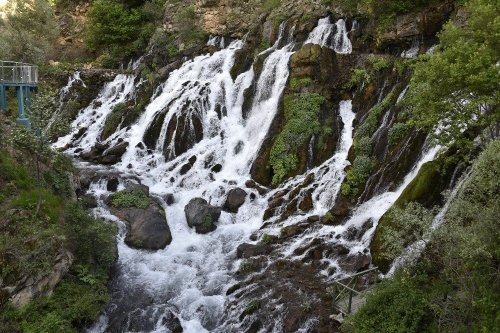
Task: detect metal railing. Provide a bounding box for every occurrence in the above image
[0,61,38,85]
[329,267,379,315]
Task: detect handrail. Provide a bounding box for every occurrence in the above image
[0,60,39,85]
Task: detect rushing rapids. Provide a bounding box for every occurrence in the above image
[52,17,441,333]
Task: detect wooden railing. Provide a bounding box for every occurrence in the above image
[0,61,38,85]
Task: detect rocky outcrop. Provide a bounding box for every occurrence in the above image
[8,251,74,308]
[80,140,129,165]
[109,185,172,250]
[184,198,222,234]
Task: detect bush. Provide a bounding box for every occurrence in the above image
[86,0,162,66]
[110,190,151,209]
[270,93,325,185]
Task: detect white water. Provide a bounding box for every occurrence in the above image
[54,74,136,151]
[386,166,468,277]
[304,17,352,54]
[47,71,86,130]
[58,17,438,331]
[72,30,296,332]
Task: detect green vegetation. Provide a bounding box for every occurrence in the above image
[110,190,150,209]
[0,0,58,63]
[0,128,116,332]
[202,213,213,228]
[102,102,128,140]
[344,139,500,333]
[289,77,313,91]
[405,0,500,146]
[86,0,164,67]
[344,69,371,91]
[341,91,397,199]
[262,0,281,12]
[173,5,207,47]
[270,93,325,185]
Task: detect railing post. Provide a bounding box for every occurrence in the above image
[16,86,30,128]
[0,85,6,113]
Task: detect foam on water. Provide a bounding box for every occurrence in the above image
[54,74,136,150]
[304,17,352,54]
[78,30,295,332]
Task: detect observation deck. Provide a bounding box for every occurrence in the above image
[0,61,39,128]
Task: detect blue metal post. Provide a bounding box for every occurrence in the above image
[0,85,6,113]
[17,86,31,128]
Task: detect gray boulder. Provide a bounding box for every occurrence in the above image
[184,198,221,234]
[223,188,247,213]
[110,201,171,250]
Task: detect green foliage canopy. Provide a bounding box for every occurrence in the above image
[406,0,500,145]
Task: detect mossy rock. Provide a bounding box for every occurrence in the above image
[371,154,459,272]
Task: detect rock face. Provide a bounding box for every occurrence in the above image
[184,198,222,234]
[110,198,172,250]
[223,188,247,213]
[236,243,272,259]
[9,251,74,308]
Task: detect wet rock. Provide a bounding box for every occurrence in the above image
[164,193,175,205]
[268,197,284,210]
[102,141,129,165]
[236,243,272,259]
[338,253,371,272]
[245,179,256,188]
[184,198,221,234]
[180,163,192,175]
[162,310,183,333]
[223,188,247,213]
[188,155,197,165]
[301,173,315,186]
[124,179,149,196]
[107,176,119,192]
[298,191,313,211]
[307,215,320,223]
[211,164,222,173]
[110,201,171,250]
[80,194,98,209]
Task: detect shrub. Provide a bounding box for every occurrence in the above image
[345,69,371,90]
[270,93,325,185]
[110,190,151,209]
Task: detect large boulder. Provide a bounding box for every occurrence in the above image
[184,198,221,234]
[223,188,247,213]
[110,198,171,250]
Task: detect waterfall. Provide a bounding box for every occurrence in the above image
[56,15,440,332]
[73,28,297,333]
[385,167,469,277]
[54,74,136,151]
[46,71,86,130]
[304,17,352,54]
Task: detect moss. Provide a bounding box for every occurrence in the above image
[110,190,150,209]
[270,93,325,185]
[289,77,313,91]
[102,103,128,140]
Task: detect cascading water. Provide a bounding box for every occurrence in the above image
[56,15,441,332]
[74,27,296,333]
[46,71,86,130]
[304,17,352,54]
[54,74,136,151]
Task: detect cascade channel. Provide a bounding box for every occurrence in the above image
[53,18,438,333]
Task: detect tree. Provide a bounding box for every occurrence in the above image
[405,0,500,145]
[0,0,58,63]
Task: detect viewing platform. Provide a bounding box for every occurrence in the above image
[0,61,39,128]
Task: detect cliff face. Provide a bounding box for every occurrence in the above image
[32,0,475,332]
